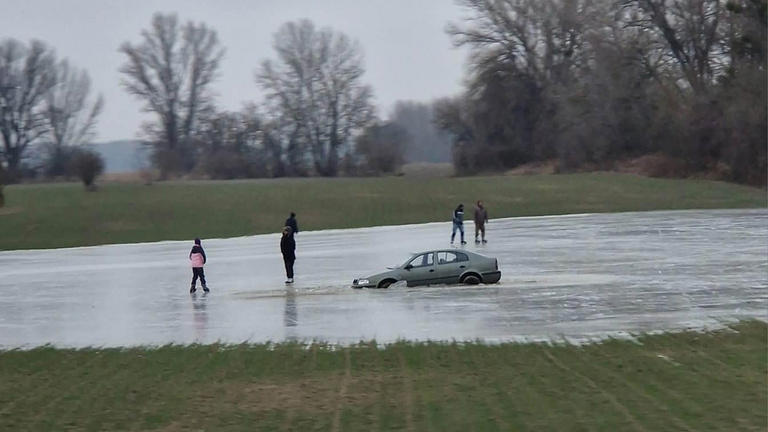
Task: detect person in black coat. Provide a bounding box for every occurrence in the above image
[285,212,299,235]
[280,226,296,284]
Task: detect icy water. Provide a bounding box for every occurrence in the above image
[0,209,765,348]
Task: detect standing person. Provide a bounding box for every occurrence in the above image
[474,200,489,243]
[451,204,466,245]
[280,226,296,284]
[189,238,209,293]
[285,212,299,235]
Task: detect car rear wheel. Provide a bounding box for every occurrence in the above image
[378,279,396,288]
[461,274,481,285]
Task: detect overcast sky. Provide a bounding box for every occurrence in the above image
[1,0,470,142]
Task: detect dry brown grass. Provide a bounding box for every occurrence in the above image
[0,206,23,216]
[399,162,454,177]
[504,159,558,175]
[613,153,691,178]
[100,172,148,183]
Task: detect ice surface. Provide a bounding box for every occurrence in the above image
[0,209,765,348]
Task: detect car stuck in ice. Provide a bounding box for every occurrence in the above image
[352,249,501,288]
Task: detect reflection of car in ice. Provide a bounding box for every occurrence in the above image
[352,250,501,288]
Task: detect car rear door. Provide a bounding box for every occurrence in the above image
[404,252,436,286]
[435,251,467,284]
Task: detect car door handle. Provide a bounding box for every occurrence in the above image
[429,269,434,272]
[459,265,466,268]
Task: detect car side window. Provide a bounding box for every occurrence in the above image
[455,252,469,262]
[409,253,434,268]
[437,251,459,265]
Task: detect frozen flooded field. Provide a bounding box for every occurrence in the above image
[0,209,765,348]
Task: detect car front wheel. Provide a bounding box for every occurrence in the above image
[378,279,396,288]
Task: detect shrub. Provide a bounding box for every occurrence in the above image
[355,123,408,175]
[69,149,104,190]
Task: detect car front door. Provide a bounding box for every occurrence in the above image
[403,252,436,286]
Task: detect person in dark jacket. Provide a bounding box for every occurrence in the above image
[285,212,299,235]
[189,238,209,293]
[451,204,466,245]
[280,226,296,284]
[474,200,489,243]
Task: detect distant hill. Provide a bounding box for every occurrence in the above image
[91,140,150,173]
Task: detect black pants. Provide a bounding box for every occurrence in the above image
[283,256,295,279]
[191,267,206,286]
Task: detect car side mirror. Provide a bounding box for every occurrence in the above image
[404,264,413,270]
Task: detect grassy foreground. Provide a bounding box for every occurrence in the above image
[0,321,764,431]
[2,172,765,249]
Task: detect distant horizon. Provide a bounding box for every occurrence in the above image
[2,0,470,142]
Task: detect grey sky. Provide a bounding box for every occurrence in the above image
[2,0,469,142]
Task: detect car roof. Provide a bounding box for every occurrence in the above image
[411,249,487,258]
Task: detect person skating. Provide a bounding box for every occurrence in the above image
[451,204,466,245]
[285,212,299,235]
[281,226,296,284]
[474,200,489,243]
[189,238,209,293]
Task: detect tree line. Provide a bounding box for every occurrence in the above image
[1,2,765,189]
[438,0,766,185]
[119,15,448,180]
[0,14,448,188]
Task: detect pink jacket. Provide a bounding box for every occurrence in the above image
[189,244,206,268]
[190,253,204,267]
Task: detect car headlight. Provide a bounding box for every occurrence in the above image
[356,279,370,285]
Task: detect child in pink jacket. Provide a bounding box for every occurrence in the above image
[189,238,209,293]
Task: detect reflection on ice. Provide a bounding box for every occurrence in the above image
[0,209,766,348]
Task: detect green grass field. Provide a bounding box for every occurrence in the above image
[0,321,764,431]
[2,173,765,249]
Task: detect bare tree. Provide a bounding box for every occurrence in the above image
[43,60,104,176]
[256,20,374,176]
[623,0,727,93]
[119,13,224,177]
[0,39,57,181]
[447,0,593,86]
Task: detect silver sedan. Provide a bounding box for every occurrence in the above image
[352,249,501,288]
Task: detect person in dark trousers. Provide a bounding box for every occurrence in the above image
[474,200,489,243]
[189,238,209,293]
[280,226,296,284]
[285,212,299,235]
[451,204,466,245]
